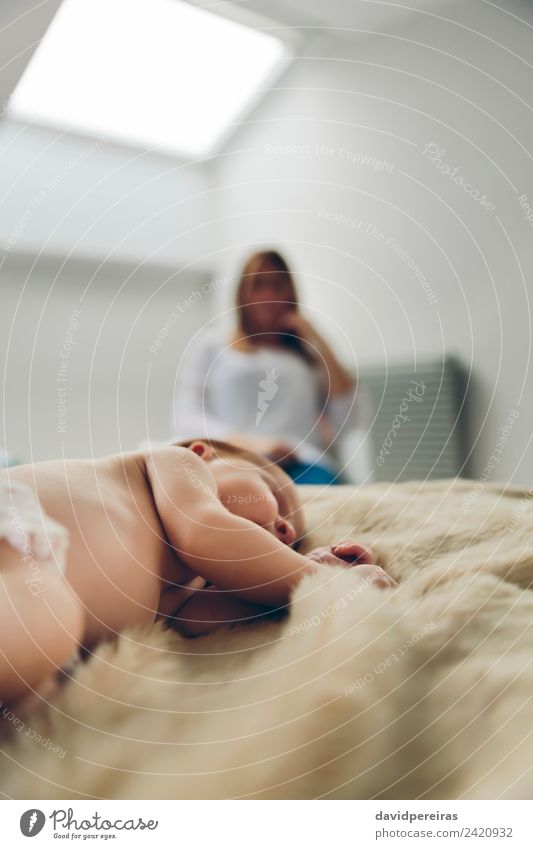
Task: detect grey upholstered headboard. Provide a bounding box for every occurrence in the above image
[357,358,468,482]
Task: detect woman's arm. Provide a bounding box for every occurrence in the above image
[280,312,368,434]
[281,313,355,397]
[224,433,298,466]
[313,335,355,398]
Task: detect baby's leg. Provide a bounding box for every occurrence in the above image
[0,539,84,704]
[169,585,276,638]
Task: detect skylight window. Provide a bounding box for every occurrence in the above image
[9,0,288,158]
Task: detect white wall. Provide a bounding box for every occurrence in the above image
[0,0,221,463]
[0,119,221,462]
[0,119,214,267]
[210,0,533,484]
[0,1,216,267]
[0,251,214,461]
[1,0,532,481]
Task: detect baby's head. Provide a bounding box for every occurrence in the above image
[176,439,303,547]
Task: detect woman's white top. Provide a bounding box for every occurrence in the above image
[172,332,364,470]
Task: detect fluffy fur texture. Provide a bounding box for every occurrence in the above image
[2,479,533,799]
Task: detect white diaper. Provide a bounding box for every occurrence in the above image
[0,479,69,577]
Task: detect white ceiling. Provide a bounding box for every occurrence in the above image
[192,0,456,37]
[0,0,457,115]
[0,0,62,108]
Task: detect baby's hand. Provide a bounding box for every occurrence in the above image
[306,540,376,567]
[306,540,398,590]
[346,563,398,590]
[157,575,208,621]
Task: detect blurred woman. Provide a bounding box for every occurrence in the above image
[173,250,365,483]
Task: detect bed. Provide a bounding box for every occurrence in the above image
[1,478,533,799]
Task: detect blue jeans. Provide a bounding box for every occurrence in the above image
[283,461,340,485]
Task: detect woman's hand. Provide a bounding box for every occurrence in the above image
[228,434,298,466]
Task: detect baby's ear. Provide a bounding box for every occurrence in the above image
[188,440,214,461]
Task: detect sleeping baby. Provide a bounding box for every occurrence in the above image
[0,439,396,703]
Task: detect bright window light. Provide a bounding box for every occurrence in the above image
[9,0,288,158]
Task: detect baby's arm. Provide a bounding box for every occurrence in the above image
[164,541,397,639]
[147,447,318,606]
[0,540,84,704]
[169,584,271,638]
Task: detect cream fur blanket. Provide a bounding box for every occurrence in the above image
[2,479,533,799]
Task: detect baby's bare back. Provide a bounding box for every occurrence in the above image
[2,452,192,646]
